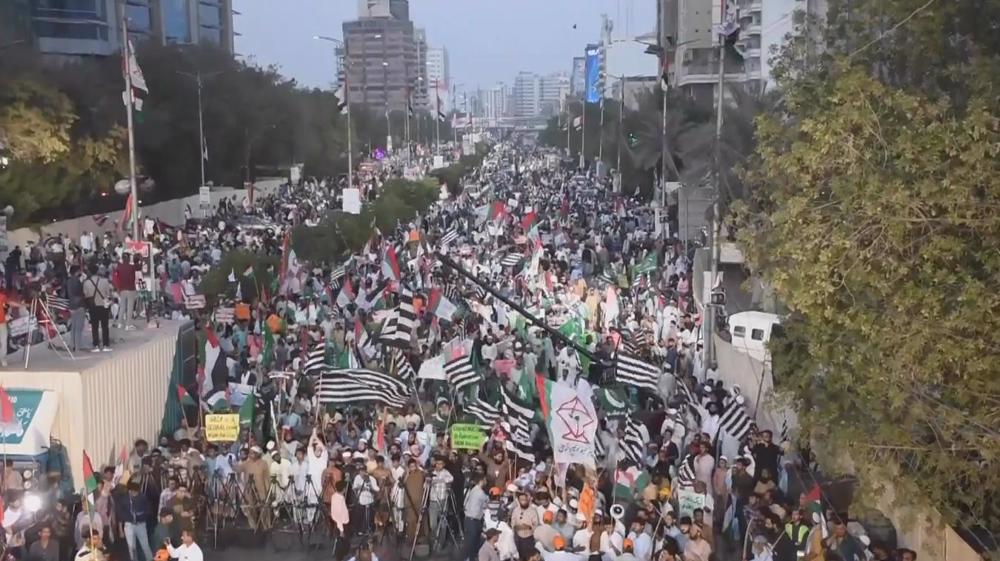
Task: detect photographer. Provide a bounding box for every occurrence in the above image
[463,474,489,561]
[350,460,379,536]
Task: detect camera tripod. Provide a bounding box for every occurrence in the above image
[406,476,464,561]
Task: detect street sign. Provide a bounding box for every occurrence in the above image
[199,186,211,218]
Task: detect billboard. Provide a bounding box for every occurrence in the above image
[584,44,601,104]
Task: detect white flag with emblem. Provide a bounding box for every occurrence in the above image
[547,379,598,469]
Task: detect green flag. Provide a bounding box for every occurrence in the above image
[634,252,659,276]
[239,394,255,426]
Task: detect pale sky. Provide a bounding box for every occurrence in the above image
[233,0,655,90]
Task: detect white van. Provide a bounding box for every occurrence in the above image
[727,311,782,361]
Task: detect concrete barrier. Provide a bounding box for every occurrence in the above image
[6,178,286,248]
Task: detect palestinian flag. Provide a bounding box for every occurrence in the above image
[489,201,507,222]
[205,390,230,413]
[614,465,651,501]
[83,450,99,499]
[119,192,135,232]
[381,244,401,283]
[242,265,255,277]
[203,326,227,396]
[426,288,458,321]
[520,210,538,231]
[336,277,356,308]
[176,385,197,407]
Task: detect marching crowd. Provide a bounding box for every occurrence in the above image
[0,143,919,561]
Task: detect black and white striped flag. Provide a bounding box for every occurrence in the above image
[316,368,410,408]
[443,283,462,303]
[44,292,69,313]
[499,383,535,462]
[465,398,500,430]
[390,348,416,381]
[675,454,697,489]
[439,227,459,248]
[500,252,524,268]
[621,416,650,465]
[719,395,752,441]
[614,353,661,392]
[303,342,326,375]
[380,289,418,349]
[444,353,480,393]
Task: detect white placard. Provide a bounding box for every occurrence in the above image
[342,188,362,215]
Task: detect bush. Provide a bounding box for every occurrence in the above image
[290,179,440,265]
[199,251,279,301]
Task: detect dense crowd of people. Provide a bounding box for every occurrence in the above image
[0,143,920,561]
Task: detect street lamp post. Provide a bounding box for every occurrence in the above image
[176,70,225,188]
[314,35,354,189]
[383,60,391,153]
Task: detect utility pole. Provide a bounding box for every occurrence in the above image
[598,94,605,164]
[617,74,624,188]
[580,100,587,170]
[705,24,727,369]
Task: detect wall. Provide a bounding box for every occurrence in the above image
[6,178,284,249]
[0,322,182,486]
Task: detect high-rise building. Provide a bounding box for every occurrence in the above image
[539,73,570,116]
[412,27,428,110]
[512,72,540,118]
[570,57,586,96]
[343,0,421,112]
[30,0,234,59]
[482,83,510,120]
[426,46,449,109]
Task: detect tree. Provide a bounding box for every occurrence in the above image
[290,178,439,264]
[0,80,75,163]
[736,67,1000,540]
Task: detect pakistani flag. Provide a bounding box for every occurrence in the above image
[595,386,630,416]
[633,252,659,276]
[238,393,255,425]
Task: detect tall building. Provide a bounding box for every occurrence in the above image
[668,0,823,101]
[539,73,570,116]
[30,0,234,58]
[342,1,420,112]
[426,46,449,109]
[570,57,586,96]
[412,27,428,110]
[482,83,510,120]
[512,72,540,118]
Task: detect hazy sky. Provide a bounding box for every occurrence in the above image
[233,0,655,90]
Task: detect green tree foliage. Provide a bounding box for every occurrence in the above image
[199,251,279,302]
[0,80,75,162]
[290,179,439,264]
[737,67,1000,536]
[1,42,396,225]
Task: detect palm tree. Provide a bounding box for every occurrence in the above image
[680,83,781,213]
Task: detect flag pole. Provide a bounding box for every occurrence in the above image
[435,82,441,155]
[121,4,140,243]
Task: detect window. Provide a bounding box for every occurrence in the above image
[34,0,104,19]
[751,328,765,341]
[161,0,190,43]
[199,26,220,44]
[34,20,108,40]
[126,4,151,33]
[732,325,746,338]
[198,3,220,27]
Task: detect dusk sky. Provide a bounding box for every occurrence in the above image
[233,0,656,90]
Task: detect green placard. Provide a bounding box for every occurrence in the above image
[450,423,486,451]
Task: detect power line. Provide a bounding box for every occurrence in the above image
[847,0,938,59]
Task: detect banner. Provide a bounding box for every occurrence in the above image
[205,414,240,442]
[548,380,599,468]
[585,44,602,104]
[677,488,707,518]
[450,423,486,450]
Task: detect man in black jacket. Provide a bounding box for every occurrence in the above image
[117,481,154,561]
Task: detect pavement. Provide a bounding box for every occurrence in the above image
[207,531,458,561]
